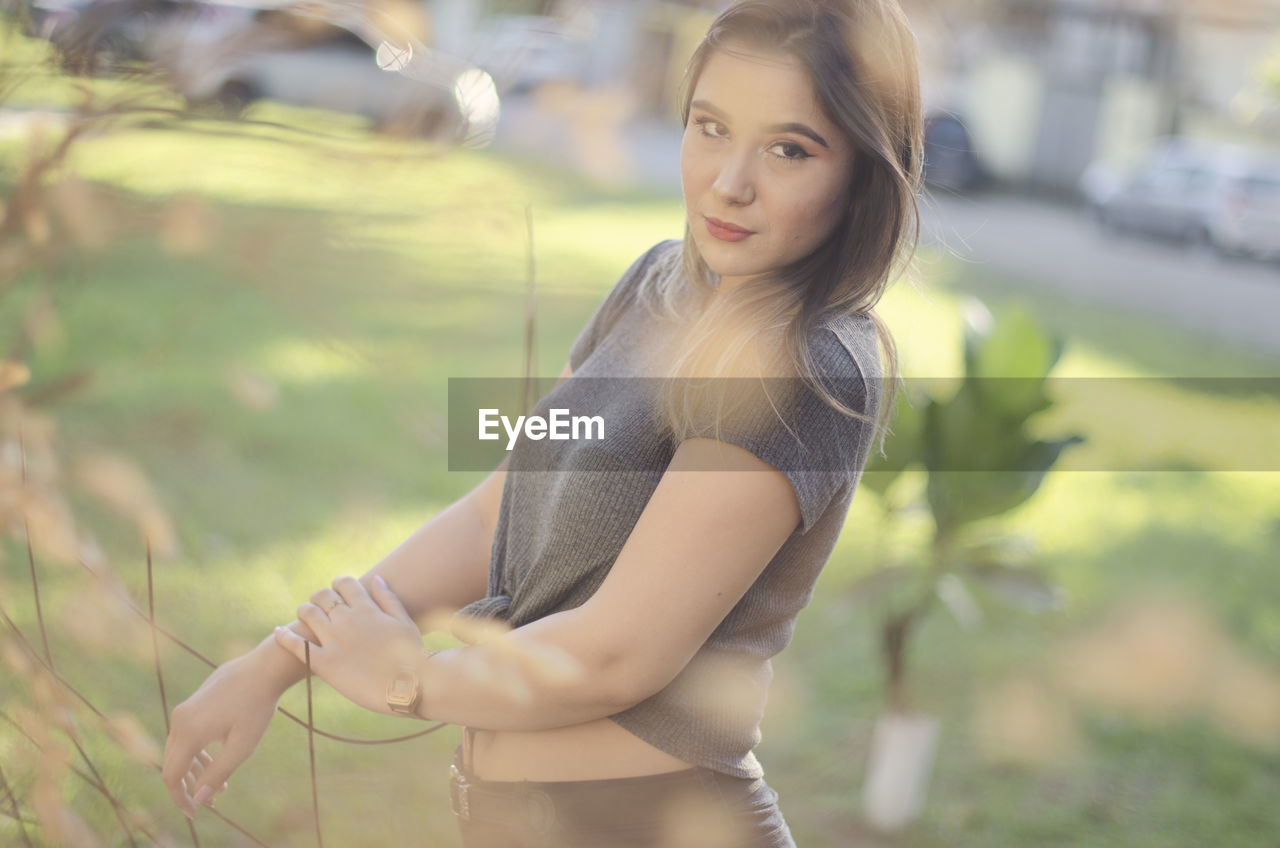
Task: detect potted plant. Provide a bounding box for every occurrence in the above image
[856,298,1084,832]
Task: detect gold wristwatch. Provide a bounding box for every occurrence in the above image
[386,651,437,717]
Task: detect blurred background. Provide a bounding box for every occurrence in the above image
[0,1,1278,846]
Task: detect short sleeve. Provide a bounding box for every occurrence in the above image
[569,240,679,372]
[686,323,882,534]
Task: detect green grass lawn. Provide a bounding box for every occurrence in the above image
[2,28,1279,848]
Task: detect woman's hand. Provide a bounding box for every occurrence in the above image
[162,648,289,819]
[272,575,426,716]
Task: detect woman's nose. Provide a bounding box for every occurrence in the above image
[712,149,756,207]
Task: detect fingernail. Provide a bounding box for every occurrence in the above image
[374,575,388,589]
[194,785,213,806]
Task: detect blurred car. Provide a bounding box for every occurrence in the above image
[27,0,499,144]
[1203,154,1280,261]
[1084,139,1219,245]
[1084,139,1280,261]
[149,5,499,144]
[922,112,986,192]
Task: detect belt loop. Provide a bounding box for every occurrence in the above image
[449,763,472,821]
[462,726,476,773]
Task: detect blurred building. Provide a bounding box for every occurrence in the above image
[428,0,1280,195]
[906,0,1280,194]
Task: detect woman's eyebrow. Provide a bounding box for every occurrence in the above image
[765,122,829,149]
[689,99,830,149]
[690,99,729,121]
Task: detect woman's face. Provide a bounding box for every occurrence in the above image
[681,43,855,293]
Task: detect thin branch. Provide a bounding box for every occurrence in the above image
[0,643,266,846]
[2,600,110,725]
[0,711,162,847]
[69,736,140,848]
[0,759,35,848]
[522,204,538,417]
[304,642,324,848]
[61,551,445,744]
[146,542,171,734]
[22,523,51,667]
[18,427,53,668]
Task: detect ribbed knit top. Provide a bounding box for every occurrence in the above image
[457,240,882,778]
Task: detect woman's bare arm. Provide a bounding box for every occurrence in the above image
[236,455,507,689]
[161,460,504,816]
[274,435,802,732]
[162,362,574,817]
[237,360,577,690]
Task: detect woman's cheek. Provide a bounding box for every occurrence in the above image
[809,187,849,240]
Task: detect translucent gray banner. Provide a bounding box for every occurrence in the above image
[446,377,1280,472]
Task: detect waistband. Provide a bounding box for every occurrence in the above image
[448,746,762,827]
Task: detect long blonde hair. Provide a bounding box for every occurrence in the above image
[638,0,923,453]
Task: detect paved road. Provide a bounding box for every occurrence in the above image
[921,192,1280,361]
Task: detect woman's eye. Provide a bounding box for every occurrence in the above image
[769,141,811,162]
[694,118,728,139]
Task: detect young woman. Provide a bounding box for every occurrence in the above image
[162,1,923,845]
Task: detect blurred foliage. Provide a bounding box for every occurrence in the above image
[858,298,1083,713]
[0,20,212,848]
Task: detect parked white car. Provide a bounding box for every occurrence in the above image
[1204,153,1280,261]
[1083,139,1217,242]
[17,0,499,145]
[124,1,499,145]
[1082,139,1280,262]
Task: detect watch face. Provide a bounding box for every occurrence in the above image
[388,669,421,714]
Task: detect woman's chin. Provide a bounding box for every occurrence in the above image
[692,240,761,281]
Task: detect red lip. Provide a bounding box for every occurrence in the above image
[705,216,754,242]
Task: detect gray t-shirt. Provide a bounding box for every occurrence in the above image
[458,240,883,778]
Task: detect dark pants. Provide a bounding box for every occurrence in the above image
[450,751,795,848]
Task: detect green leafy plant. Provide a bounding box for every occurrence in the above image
[857,298,1085,713]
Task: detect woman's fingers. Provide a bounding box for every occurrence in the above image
[296,602,330,634]
[274,625,322,669]
[162,717,208,818]
[310,587,345,614]
[190,730,256,811]
[194,750,228,793]
[332,575,373,609]
[371,574,413,623]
